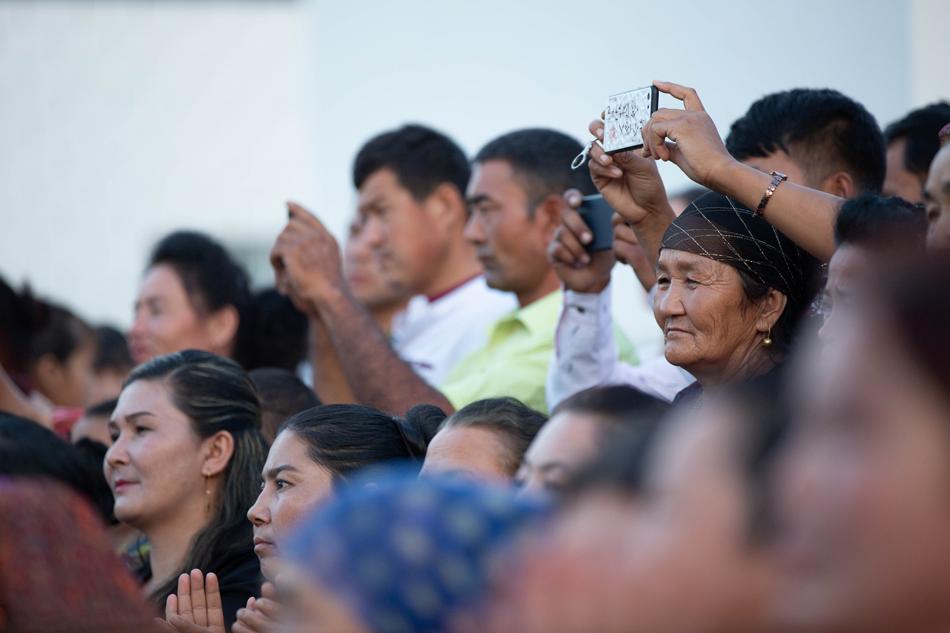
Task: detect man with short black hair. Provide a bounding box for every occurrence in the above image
[726,88,886,198]
[883,102,950,203]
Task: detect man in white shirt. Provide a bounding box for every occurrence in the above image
[392,276,515,387]
[273,124,512,403]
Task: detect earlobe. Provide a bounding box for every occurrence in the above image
[758,289,788,333]
[207,306,240,355]
[32,354,62,394]
[825,172,855,199]
[201,430,235,478]
[537,195,566,238]
[428,183,467,232]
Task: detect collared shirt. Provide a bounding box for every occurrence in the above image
[391,276,516,387]
[442,290,638,414]
[546,286,694,410]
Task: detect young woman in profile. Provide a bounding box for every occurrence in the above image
[163,403,444,633]
[105,350,268,630]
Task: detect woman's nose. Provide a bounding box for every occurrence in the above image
[247,489,270,526]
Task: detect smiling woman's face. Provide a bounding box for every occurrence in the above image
[247,430,335,581]
[653,249,763,381]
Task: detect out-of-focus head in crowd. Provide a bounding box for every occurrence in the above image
[726,88,885,198]
[130,231,251,366]
[421,397,546,484]
[883,101,950,203]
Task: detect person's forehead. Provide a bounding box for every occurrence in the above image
[112,379,173,420]
[527,412,598,465]
[657,248,725,276]
[356,168,415,209]
[140,263,186,298]
[827,244,870,284]
[467,160,528,204]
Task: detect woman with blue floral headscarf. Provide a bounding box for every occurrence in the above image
[278,469,548,633]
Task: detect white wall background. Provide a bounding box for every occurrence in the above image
[0,0,942,357]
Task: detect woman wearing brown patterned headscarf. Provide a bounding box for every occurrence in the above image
[653,191,820,403]
[0,478,152,633]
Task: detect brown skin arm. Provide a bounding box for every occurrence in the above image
[638,80,838,261]
[307,315,355,404]
[271,202,454,415]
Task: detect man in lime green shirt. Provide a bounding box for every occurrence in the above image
[441,129,636,414]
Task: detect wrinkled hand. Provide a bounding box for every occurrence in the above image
[585,121,670,227]
[612,214,656,291]
[640,81,734,189]
[270,202,346,314]
[547,190,614,294]
[162,570,226,633]
[233,582,280,633]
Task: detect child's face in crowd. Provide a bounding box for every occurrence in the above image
[355,168,453,297]
[421,425,513,484]
[104,380,208,529]
[774,313,950,633]
[129,264,218,364]
[464,160,558,297]
[924,145,950,254]
[247,429,335,582]
[516,411,602,496]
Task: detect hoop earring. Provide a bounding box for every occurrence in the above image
[762,327,773,348]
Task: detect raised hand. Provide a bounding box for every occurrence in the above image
[547,190,615,295]
[640,81,735,189]
[270,201,347,314]
[584,120,671,228]
[164,570,226,633]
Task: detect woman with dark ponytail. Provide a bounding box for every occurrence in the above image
[104,349,268,630]
[246,403,444,581]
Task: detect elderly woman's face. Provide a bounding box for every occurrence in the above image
[653,249,764,380]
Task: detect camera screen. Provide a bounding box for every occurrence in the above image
[603,86,655,153]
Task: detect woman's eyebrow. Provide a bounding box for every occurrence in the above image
[264,464,300,480]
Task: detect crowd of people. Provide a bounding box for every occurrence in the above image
[1,79,950,633]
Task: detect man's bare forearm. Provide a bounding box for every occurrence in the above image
[309,316,356,404]
[316,288,455,415]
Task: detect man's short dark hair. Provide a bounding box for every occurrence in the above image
[249,367,321,443]
[834,194,927,250]
[474,128,597,208]
[884,102,950,179]
[726,88,885,194]
[352,124,470,201]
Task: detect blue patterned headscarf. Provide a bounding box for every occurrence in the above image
[284,468,548,633]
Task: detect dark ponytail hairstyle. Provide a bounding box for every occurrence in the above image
[280,403,444,483]
[122,350,268,606]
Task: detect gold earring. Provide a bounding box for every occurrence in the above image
[762,327,773,348]
[204,474,212,514]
